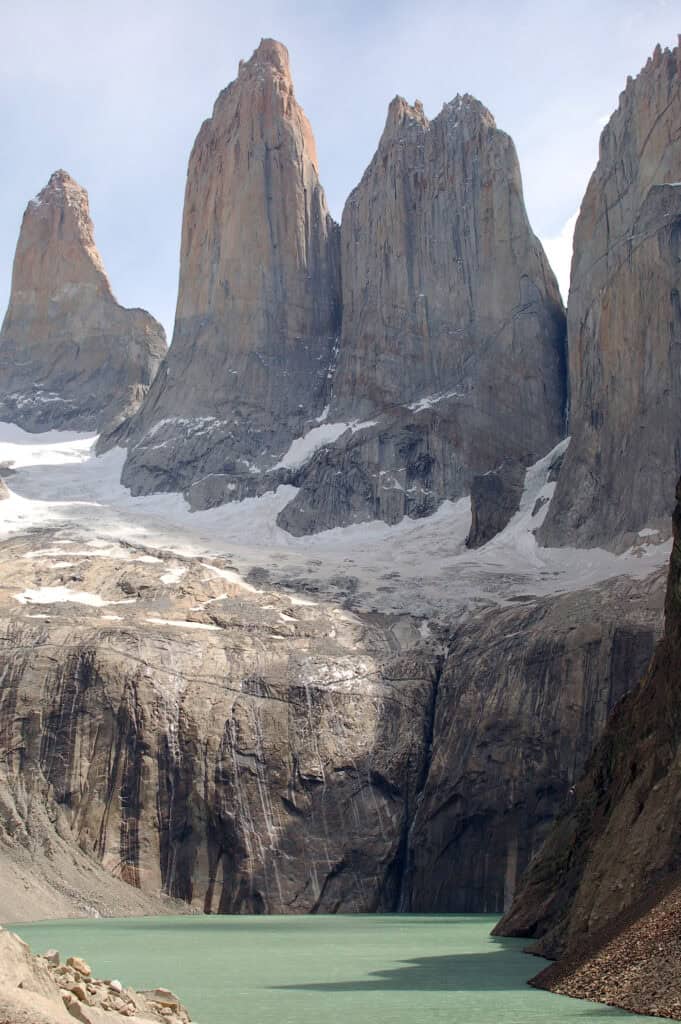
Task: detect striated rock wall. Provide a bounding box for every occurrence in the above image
[496,474,681,958]
[0,530,665,919]
[276,93,566,533]
[403,572,663,914]
[541,39,681,549]
[120,39,340,499]
[0,533,433,915]
[0,171,166,433]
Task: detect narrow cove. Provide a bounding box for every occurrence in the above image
[13,915,655,1023]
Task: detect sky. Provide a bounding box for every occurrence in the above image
[0,0,679,337]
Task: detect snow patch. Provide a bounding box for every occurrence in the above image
[407,389,467,412]
[160,565,187,585]
[272,419,378,471]
[15,586,135,607]
[145,617,221,632]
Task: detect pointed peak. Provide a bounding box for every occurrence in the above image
[46,169,79,189]
[31,170,88,210]
[439,93,496,130]
[238,38,291,82]
[382,95,429,140]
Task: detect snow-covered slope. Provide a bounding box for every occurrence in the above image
[0,424,669,620]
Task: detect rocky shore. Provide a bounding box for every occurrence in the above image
[0,927,190,1024]
[530,875,681,1019]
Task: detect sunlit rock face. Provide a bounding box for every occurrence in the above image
[0,530,663,918]
[0,170,166,433]
[276,92,567,534]
[541,39,681,549]
[120,39,341,500]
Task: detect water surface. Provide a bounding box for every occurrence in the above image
[14,914,655,1024]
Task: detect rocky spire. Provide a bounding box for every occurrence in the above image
[330,91,566,426]
[0,171,166,433]
[276,90,567,534]
[120,38,341,503]
[540,37,681,548]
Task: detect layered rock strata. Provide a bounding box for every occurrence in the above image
[119,39,340,497]
[541,39,681,548]
[0,529,664,918]
[0,171,166,433]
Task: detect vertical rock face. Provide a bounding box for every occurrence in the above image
[541,39,681,548]
[333,95,565,423]
[496,474,681,958]
[402,572,663,914]
[120,39,341,498]
[0,531,665,920]
[0,170,166,433]
[277,94,567,533]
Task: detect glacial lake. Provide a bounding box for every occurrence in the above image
[14,914,655,1023]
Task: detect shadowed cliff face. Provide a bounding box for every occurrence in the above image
[403,574,663,914]
[119,39,341,499]
[496,475,681,958]
[0,171,166,433]
[541,39,681,549]
[0,530,665,918]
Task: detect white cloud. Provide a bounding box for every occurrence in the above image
[541,211,578,304]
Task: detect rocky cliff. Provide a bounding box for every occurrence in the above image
[116,48,565,536]
[119,39,340,499]
[403,571,663,913]
[0,527,664,918]
[0,171,166,433]
[541,38,681,549]
[275,93,566,534]
[496,475,681,962]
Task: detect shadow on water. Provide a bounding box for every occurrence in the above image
[272,952,529,993]
[270,948,645,1018]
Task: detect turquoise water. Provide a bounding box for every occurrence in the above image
[13,915,655,1024]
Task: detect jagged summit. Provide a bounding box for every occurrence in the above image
[381,92,495,142]
[238,37,291,79]
[439,93,496,131]
[0,171,166,433]
[382,95,429,135]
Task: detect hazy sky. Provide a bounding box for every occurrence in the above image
[1,0,679,336]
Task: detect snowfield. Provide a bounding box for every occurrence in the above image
[0,423,670,620]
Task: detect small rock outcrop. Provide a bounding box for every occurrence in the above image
[277,93,567,533]
[0,928,191,1023]
[541,39,681,548]
[0,171,166,433]
[466,462,526,548]
[120,39,340,498]
[496,474,681,961]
